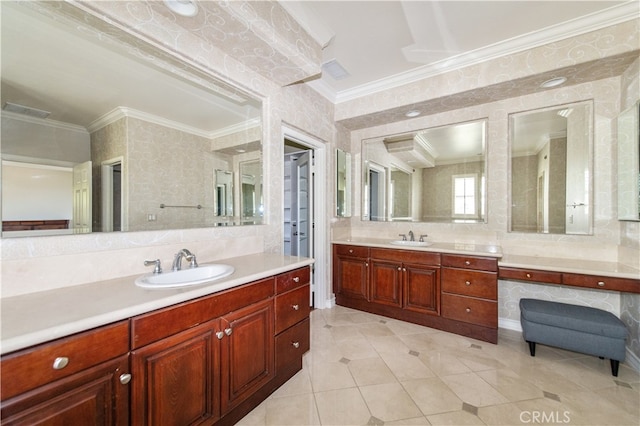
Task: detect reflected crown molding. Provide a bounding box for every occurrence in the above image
[87,107,260,139]
[1,110,88,135]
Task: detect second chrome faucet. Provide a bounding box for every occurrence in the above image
[172,249,198,271]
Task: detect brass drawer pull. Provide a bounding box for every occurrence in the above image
[52,357,69,370]
[465,308,471,313]
[292,304,300,311]
[597,281,605,287]
[526,273,532,278]
[292,341,300,349]
[293,276,300,283]
[465,280,471,286]
[465,260,471,266]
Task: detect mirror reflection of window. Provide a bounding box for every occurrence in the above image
[452,174,478,219]
[362,119,487,224]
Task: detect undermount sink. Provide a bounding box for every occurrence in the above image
[135,264,235,289]
[389,240,432,247]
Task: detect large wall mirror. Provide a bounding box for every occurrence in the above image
[0,1,263,238]
[362,119,487,223]
[617,100,640,221]
[336,149,351,217]
[509,100,593,234]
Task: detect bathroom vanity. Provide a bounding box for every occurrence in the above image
[0,254,312,426]
[333,239,640,344]
[333,240,501,343]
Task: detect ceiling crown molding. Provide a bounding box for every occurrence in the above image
[311,1,639,104]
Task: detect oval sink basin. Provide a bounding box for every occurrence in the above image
[389,240,432,247]
[135,264,235,289]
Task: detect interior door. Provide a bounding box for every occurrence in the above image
[72,161,92,234]
[292,151,312,258]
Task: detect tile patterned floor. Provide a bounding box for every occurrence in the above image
[237,306,640,426]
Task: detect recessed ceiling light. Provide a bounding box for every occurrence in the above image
[322,59,350,80]
[405,110,421,118]
[164,0,198,17]
[540,77,567,88]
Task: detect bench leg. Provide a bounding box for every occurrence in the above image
[527,341,536,357]
[610,359,619,377]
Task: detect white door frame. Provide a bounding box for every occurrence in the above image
[282,125,329,309]
[101,157,126,232]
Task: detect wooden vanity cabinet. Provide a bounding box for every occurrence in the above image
[441,254,498,343]
[333,245,369,301]
[1,321,130,425]
[369,248,440,315]
[130,278,275,425]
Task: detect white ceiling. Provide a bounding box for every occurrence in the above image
[282,0,636,103]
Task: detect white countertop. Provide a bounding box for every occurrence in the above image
[332,238,639,280]
[1,253,314,355]
[332,237,503,258]
[499,254,640,280]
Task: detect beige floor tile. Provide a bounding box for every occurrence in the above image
[401,377,463,416]
[335,335,379,360]
[418,351,472,377]
[477,402,532,425]
[314,387,371,426]
[440,372,509,407]
[476,368,545,402]
[427,409,486,425]
[309,360,357,392]
[240,307,639,426]
[348,356,397,386]
[360,382,423,422]
[379,350,436,381]
[264,393,320,425]
[270,369,313,398]
[367,334,411,354]
[385,416,430,425]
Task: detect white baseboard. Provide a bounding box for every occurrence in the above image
[626,348,640,372]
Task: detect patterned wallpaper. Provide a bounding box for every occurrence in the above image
[1,2,638,360]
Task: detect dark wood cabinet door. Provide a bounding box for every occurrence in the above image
[220,298,274,414]
[334,255,369,300]
[131,320,221,426]
[370,259,403,307]
[1,355,129,426]
[403,263,440,315]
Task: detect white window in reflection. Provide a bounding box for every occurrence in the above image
[452,174,478,218]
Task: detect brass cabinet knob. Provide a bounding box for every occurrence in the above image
[292,341,300,349]
[216,331,224,339]
[293,276,300,283]
[465,308,471,313]
[465,281,471,286]
[597,281,605,287]
[292,304,300,311]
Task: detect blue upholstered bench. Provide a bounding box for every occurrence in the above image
[519,298,627,376]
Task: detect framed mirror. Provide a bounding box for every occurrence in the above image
[336,149,351,217]
[362,119,487,223]
[0,1,263,237]
[509,100,593,234]
[617,100,640,221]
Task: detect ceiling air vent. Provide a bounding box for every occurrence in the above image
[3,102,50,119]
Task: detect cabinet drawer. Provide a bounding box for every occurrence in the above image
[334,244,369,258]
[498,267,562,284]
[441,294,497,328]
[276,267,310,294]
[132,277,274,348]
[442,254,497,272]
[275,318,310,373]
[370,248,440,265]
[442,268,497,300]
[275,285,310,334]
[1,321,129,400]
[562,273,640,293]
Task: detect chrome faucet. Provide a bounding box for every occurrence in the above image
[408,230,415,241]
[172,249,198,271]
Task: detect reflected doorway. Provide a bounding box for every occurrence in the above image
[101,158,124,232]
